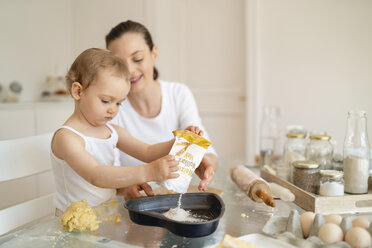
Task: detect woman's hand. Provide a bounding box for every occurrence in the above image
[185,125,204,136]
[194,153,218,191]
[117,183,154,201]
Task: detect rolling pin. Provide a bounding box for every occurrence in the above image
[269,182,295,202]
[230,165,276,207]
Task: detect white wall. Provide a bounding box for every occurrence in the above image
[0,0,74,101]
[6,0,370,160]
[0,0,149,101]
[246,0,372,161]
[1,0,246,157]
[71,0,147,57]
[144,0,246,156]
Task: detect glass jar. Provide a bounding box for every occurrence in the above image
[54,76,68,95]
[5,81,22,102]
[259,106,280,166]
[292,160,320,193]
[306,135,333,170]
[41,76,55,98]
[283,132,307,182]
[318,170,344,196]
[343,110,370,194]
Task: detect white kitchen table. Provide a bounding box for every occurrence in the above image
[0,156,302,248]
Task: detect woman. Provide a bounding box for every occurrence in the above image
[106,20,218,200]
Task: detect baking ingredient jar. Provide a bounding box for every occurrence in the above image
[292,160,320,193]
[306,135,333,170]
[259,106,280,166]
[343,110,370,194]
[283,132,307,182]
[318,170,344,196]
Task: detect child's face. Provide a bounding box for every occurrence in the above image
[79,69,130,127]
[108,32,157,94]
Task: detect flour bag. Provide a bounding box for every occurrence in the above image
[162,130,212,193]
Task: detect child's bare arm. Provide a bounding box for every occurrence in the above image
[113,125,204,163]
[51,129,178,189]
[113,125,175,163]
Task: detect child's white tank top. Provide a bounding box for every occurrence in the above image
[51,124,120,211]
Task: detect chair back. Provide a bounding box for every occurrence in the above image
[0,133,55,236]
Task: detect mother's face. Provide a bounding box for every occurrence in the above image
[107,32,158,94]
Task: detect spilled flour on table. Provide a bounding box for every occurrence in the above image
[163,194,206,223]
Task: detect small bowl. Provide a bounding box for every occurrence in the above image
[124,192,225,238]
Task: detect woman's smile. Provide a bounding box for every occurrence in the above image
[130,75,142,85]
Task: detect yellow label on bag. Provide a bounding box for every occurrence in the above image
[172,130,211,149]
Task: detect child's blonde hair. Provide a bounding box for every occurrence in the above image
[66,48,130,94]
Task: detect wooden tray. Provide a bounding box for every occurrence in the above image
[260,169,372,214]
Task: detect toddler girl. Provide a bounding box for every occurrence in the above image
[51,48,202,212]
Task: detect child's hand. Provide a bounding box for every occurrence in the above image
[185,126,204,136]
[149,155,179,181]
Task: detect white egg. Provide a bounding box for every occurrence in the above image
[324,214,342,225]
[352,218,370,230]
[345,227,371,248]
[318,223,344,244]
[300,211,315,238]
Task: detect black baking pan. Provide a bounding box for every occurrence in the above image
[123,192,225,238]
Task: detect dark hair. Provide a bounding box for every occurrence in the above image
[105,20,159,80]
[66,48,130,94]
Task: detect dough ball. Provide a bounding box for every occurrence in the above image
[352,218,370,230]
[345,227,371,248]
[324,214,342,225]
[60,199,100,232]
[318,223,344,244]
[300,211,315,238]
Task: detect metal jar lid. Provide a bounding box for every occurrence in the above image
[292,160,319,169]
[320,170,343,178]
[287,132,306,138]
[309,135,331,140]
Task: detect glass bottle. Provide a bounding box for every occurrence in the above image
[259,106,280,166]
[306,135,333,170]
[343,110,370,194]
[283,132,307,182]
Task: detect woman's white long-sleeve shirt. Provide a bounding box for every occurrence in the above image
[111,80,217,166]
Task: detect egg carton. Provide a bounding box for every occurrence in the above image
[262,210,372,248]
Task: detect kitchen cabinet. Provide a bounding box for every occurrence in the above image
[0,109,35,140]
[0,101,72,210]
[0,101,74,140]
